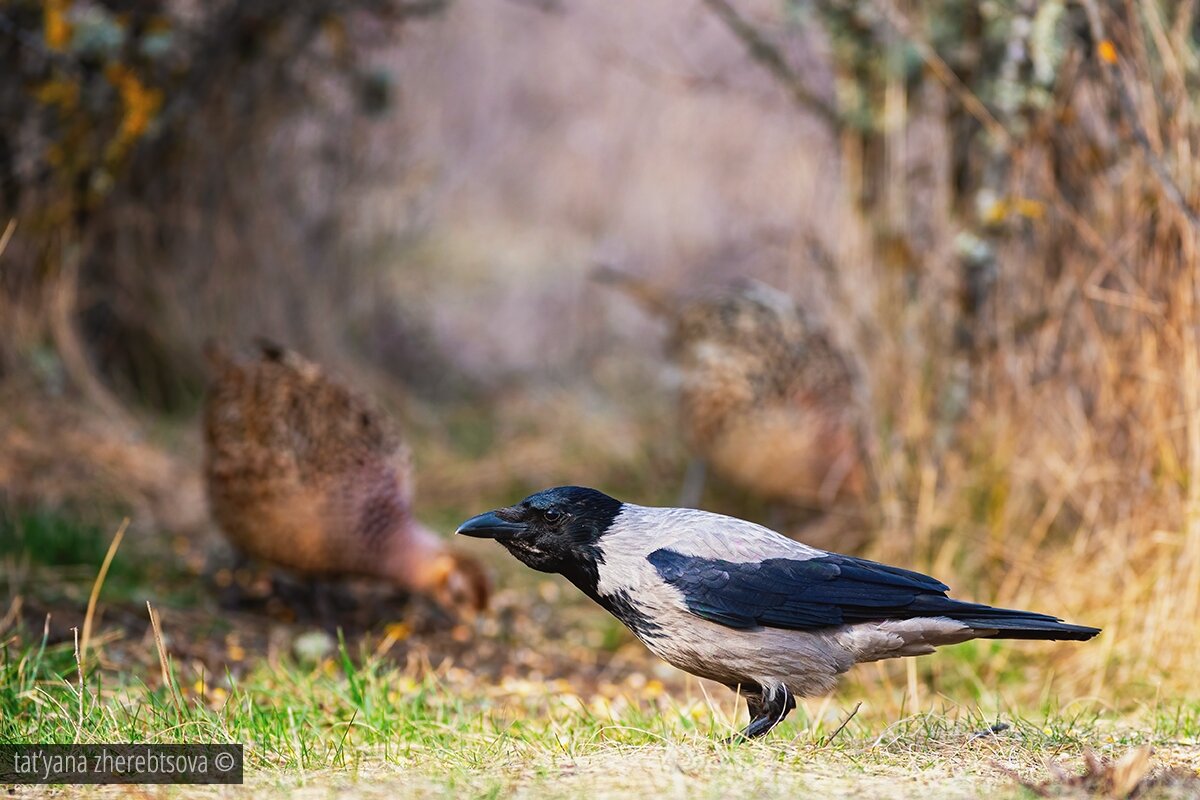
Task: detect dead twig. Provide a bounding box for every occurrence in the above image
[822,701,862,747]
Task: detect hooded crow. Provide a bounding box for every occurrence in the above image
[458,486,1099,739]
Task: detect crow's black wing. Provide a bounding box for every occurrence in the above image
[647,549,1098,640]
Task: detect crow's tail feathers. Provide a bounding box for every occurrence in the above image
[962,615,1100,641]
[909,595,1100,641]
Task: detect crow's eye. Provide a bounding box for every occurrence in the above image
[543,508,563,524]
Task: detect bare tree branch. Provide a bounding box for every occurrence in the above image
[700,0,841,130]
[873,0,1011,148]
[1080,0,1200,231]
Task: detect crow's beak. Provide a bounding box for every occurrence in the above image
[456,510,526,539]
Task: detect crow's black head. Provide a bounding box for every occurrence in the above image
[456,486,622,579]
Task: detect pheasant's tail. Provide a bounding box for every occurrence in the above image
[591,264,674,319]
[253,336,289,362]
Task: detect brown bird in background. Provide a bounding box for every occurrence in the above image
[595,267,868,534]
[202,340,489,616]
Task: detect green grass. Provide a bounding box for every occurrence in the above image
[2,510,1199,797]
[0,509,140,583]
[0,508,200,607]
[2,628,1199,798]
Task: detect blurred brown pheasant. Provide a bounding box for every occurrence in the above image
[595,267,868,516]
[202,341,489,613]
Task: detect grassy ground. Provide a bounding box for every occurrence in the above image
[3,634,1200,799]
[3,510,1200,798]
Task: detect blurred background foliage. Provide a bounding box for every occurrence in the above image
[3,0,1200,703]
[1,0,442,415]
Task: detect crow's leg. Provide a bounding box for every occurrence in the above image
[678,458,707,508]
[744,684,794,739]
[742,685,796,741]
[727,684,795,742]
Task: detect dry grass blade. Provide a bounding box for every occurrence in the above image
[873,0,1010,146]
[72,625,83,742]
[0,595,22,636]
[0,218,15,261]
[1079,0,1200,231]
[146,601,183,715]
[79,517,128,665]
